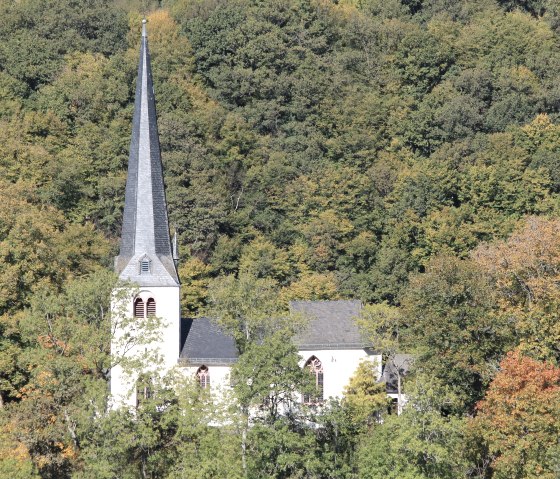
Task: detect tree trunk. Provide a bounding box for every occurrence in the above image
[242,412,248,478]
[141,451,148,479]
[397,369,402,415]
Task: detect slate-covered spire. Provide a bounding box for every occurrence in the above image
[115,19,179,286]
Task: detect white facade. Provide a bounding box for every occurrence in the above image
[298,348,382,400]
[181,364,232,398]
[110,285,180,408]
[180,348,382,404]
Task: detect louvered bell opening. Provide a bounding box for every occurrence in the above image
[146,298,156,317]
[134,298,145,318]
[140,259,150,274]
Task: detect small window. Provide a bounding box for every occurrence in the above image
[303,356,324,404]
[136,376,153,407]
[134,298,145,318]
[388,397,399,415]
[196,366,210,389]
[146,298,156,317]
[140,257,151,274]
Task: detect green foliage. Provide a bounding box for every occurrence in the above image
[163,0,560,305]
[0,0,128,91]
[205,273,291,353]
[5,0,560,476]
[402,255,513,413]
[343,360,389,428]
[178,257,211,316]
[246,419,318,479]
[357,383,468,479]
[77,377,181,479]
[230,329,319,478]
[168,379,242,479]
[1,270,115,477]
[232,330,311,421]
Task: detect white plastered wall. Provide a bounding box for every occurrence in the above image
[298,349,382,400]
[387,392,408,415]
[181,365,232,399]
[110,285,180,409]
[175,350,382,406]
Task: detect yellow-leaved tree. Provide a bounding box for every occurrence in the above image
[343,360,388,428]
[473,216,560,362]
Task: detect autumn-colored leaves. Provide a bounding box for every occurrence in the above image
[464,218,560,477]
[474,351,560,479]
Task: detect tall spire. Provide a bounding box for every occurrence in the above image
[115,19,179,286]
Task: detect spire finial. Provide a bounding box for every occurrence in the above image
[142,18,147,38]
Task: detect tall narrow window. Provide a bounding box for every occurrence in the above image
[134,298,145,318]
[196,366,210,389]
[388,397,398,415]
[146,298,156,317]
[303,356,324,404]
[136,375,153,407]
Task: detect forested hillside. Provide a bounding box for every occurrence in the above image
[2,0,560,477]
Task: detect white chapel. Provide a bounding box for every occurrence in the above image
[110,21,403,410]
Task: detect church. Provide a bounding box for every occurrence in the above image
[110,21,405,411]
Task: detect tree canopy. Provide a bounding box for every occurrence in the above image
[2,0,560,476]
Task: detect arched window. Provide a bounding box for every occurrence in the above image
[303,356,324,404]
[146,298,156,317]
[196,366,210,389]
[134,298,145,318]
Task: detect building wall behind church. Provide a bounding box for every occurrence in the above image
[176,349,382,407]
[298,349,382,400]
[182,365,232,398]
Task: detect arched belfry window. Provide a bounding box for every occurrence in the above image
[134,298,145,318]
[146,298,156,317]
[196,366,210,389]
[303,356,324,404]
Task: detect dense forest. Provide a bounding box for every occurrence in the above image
[2,0,560,477]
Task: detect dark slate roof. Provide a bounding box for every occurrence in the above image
[115,20,178,286]
[381,354,413,394]
[179,301,369,364]
[179,318,238,366]
[290,300,366,349]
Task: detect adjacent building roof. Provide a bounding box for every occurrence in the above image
[291,300,365,350]
[179,300,368,364]
[115,20,178,286]
[179,318,238,366]
[381,354,414,394]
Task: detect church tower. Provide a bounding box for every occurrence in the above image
[110,20,180,407]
